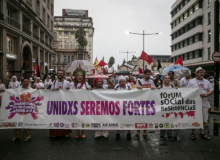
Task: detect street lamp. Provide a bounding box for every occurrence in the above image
[117,50,138,71]
[126,30,162,71]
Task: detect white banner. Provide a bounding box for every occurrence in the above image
[0,88,203,130]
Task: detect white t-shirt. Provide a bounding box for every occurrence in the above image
[180,77,190,88]
[162,84,174,89]
[0,83,5,91]
[8,81,20,88]
[187,78,213,107]
[136,78,156,88]
[72,82,90,90]
[51,80,71,89]
[36,82,45,89]
[114,83,131,90]
[44,80,52,89]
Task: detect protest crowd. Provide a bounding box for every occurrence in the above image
[0,63,214,142]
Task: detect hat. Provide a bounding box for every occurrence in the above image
[118,75,126,82]
[125,76,129,80]
[195,67,205,73]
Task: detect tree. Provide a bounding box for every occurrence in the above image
[75,27,88,50]
[108,56,115,68]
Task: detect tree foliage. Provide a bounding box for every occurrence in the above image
[75,27,88,49]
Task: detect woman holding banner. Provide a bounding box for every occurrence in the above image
[93,77,115,139]
[12,78,32,142]
[72,68,91,139]
[8,76,20,89]
[49,69,72,138]
[114,75,132,140]
[0,79,5,107]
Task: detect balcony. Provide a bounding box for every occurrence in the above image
[7,17,20,29]
[22,26,32,36]
[53,61,68,65]
[0,12,4,21]
[33,33,39,40]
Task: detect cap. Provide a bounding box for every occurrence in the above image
[195,67,205,73]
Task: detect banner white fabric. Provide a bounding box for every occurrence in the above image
[0,88,203,130]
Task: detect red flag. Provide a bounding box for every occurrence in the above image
[139,67,143,74]
[174,56,183,66]
[103,67,106,74]
[139,51,153,65]
[34,65,37,77]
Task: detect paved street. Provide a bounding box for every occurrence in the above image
[1,124,220,160]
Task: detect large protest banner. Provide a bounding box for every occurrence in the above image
[0,87,202,130]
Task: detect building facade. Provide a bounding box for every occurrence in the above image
[53,9,94,71]
[0,0,55,85]
[118,55,171,75]
[170,0,215,73]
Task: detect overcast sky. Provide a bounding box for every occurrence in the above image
[54,0,176,68]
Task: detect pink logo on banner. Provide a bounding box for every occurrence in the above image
[5,92,44,120]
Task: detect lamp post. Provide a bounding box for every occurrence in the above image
[126,31,161,71]
[117,51,138,71]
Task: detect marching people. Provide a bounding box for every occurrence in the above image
[136,69,156,140]
[12,78,31,142]
[180,75,191,88]
[114,75,132,140]
[44,76,52,89]
[93,77,115,139]
[127,75,136,88]
[36,77,45,89]
[66,77,74,88]
[168,71,180,87]
[72,68,91,139]
[159,75,177,141]
[187,67,214,140]
[0,79,5,107]
[8,76,20,89]
[50,69,72,138]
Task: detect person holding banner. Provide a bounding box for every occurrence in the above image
[8,76,20,89]
[36,77,45,89]
[44,76,52,89]
[50,69,72,138]
[115,75,132,140]
[73,68,91,139]
[159,75,177,141]
[93,77,115,139]
[0,79,5,107]
[187,67,214,140]
[135,69,156,140]
[12,78,32,142]
[168,71,180,87]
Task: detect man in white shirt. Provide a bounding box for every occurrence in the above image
[187,67,213,140]
[8,76,20,89]
[135,69,156,140]
[36,77,45,89]
[180,75,191,87]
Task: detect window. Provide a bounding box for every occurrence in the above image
[208,12,211,25]
[68,56,70,62]
[189,52,193,59]
[189,22,194,30]
[7,36,14,53]
[58,56,60,63]
[176,44,179,50]
[176,19,179,25]
[64,56,66,62]
[194,50,199,58]
[47,15,50,27]
[71,56,74,61]
[78,54,83,60]
[189,8,193,15]
[189,37,193,45]
[184,12,188,19]
[184,53,188,60]
[180,15,184,22]
[184,40,188,47]
[208,0,211,7]
[195,18,200,26]
[194,3,199,11]
[47,0,50,9]
[42,7,45,22]
[208,48,211,60]
[208,30,211,42]
[51,21,53,31]
[194,35,199,42]
[8,10,14,20]
[51,4,53,15]
[36,0,40,15]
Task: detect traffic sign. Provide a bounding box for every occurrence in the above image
[212,51,220,62]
